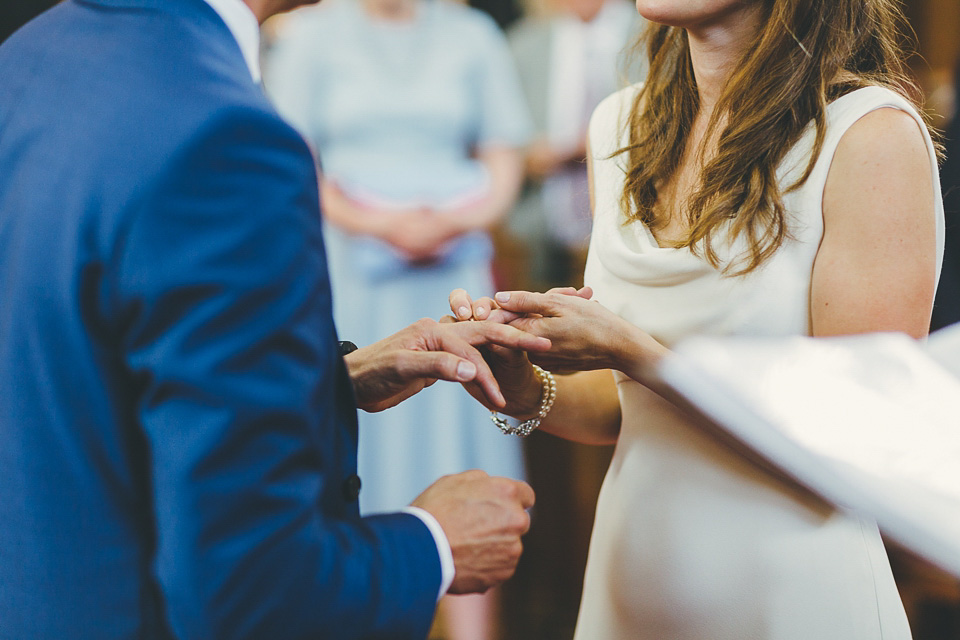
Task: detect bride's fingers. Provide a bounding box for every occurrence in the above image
[471,296,497,321]
[449,288,475,321]
[449,321,551,353]
[494,291,560,317]
[546,286,578,295]
[544,286,593,300]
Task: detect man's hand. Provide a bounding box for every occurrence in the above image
[343,318,551,413]
[412,470,535,594]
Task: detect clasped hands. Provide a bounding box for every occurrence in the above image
[445,285,666,419]
[338,289,662,595]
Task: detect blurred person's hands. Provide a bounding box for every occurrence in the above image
[382,210,461,263]
[319,179,457,260]
[524,138,587,181]
[412,470,534,594]
[342,317,551,413]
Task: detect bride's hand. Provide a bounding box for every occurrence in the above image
[449,286,592,323]
[444,288,535,417]
[445,286,594,418]
[491,290,669,379]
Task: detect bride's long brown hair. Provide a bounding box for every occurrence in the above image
[619,0,931,275]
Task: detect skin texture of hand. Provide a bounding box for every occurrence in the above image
[342,318,551,413]
[448,288,625,442]
[411,470,535,594]
[493,290,664,376]
[447,286,597,418]
[453,334,543,419]
[448,286,668,386]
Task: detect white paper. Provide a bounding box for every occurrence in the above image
[658,331,960,577]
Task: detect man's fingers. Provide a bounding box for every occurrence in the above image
[397,349,505,407]
[451,320,551,352]
[421,332,507,407]
[394,349,472,382]
[512,480,536,511]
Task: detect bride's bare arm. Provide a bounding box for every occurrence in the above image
[813,108,937,338]
[538,370,622,445]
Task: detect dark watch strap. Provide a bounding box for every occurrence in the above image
[338,340,358,356]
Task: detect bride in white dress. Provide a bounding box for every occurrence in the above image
[449,0,944,637]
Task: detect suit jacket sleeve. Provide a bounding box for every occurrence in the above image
[111,104,441,639]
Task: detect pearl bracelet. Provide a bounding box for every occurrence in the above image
[490,365,557,437]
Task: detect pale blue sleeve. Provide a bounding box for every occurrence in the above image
[472,15,533,149]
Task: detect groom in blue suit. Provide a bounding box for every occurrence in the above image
[0,0,543,637]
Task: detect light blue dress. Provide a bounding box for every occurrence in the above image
[266,0,532,513]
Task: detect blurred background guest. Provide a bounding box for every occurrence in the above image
[264,1,531,637]
[501,0,644,292]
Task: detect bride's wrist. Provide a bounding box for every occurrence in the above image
[612,325,669,381]
[506,366,545,420]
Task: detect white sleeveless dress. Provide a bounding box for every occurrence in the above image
[576,85,945,640]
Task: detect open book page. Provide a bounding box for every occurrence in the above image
[657,331,960,577]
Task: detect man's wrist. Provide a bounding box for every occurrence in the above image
[339,342,374,411]
[401,506,454,601]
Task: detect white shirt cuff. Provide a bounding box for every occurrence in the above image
[401,506,454,601]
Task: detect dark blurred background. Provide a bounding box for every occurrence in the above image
[1,0,59,43]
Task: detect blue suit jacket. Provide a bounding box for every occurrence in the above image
[0,1,441,637]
